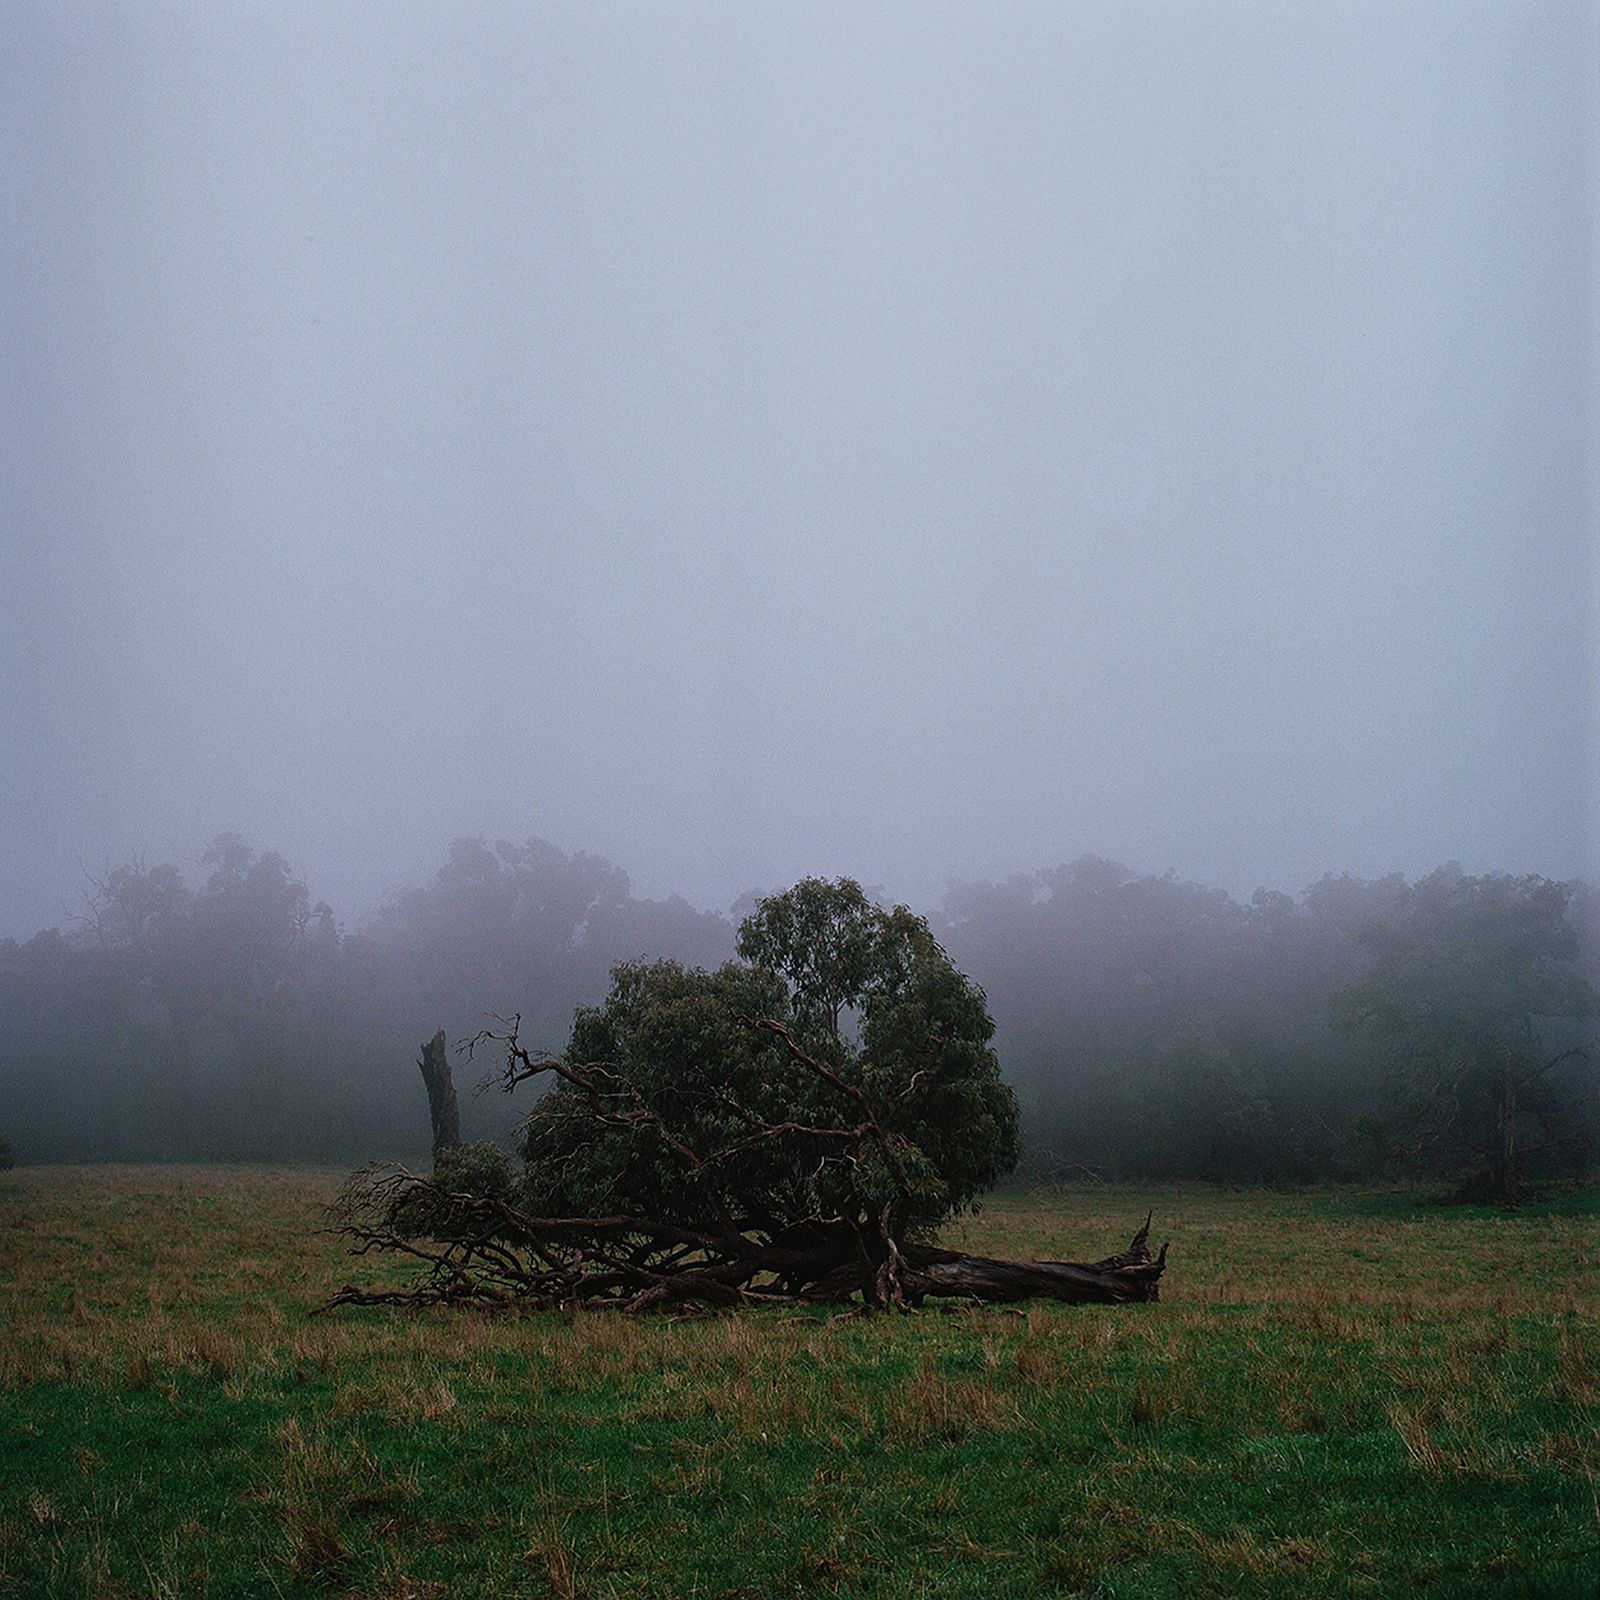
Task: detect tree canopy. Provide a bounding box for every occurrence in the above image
[518,878,1019,1243]
[1331,868,1597,1203]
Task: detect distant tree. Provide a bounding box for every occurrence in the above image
[1332,868,1597,1205]
[188,836,319,1138]
[0,1133,13,1170]
[65,838,346,1157]
[940,857,1273,1177]
[0,832,742,1164]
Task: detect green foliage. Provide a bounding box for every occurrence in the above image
[384,1138,520,1241]
[519,879,1019,1237]
[735,874,886,1037]
[1332,867,1598,1198]
[432,1140,514,1199]
[746,878,1020,1218]
[521,959,795,1226]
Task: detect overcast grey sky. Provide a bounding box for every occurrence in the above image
[3,1,1595,937]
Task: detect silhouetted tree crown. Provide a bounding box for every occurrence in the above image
[517,878,1020,1239]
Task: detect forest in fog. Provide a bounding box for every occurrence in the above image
[3,832,1594,1187]
[2,6,1592,1589]
[6,8,1592,1204]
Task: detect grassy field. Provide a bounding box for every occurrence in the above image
[0,1168,1595,1598]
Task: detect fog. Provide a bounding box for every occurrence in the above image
[4,1,1594,941]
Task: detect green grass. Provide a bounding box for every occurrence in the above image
[0,1170,1595,1597]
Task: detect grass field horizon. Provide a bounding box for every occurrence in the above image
[1,1166,1595,1598]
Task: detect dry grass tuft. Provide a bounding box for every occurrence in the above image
[1388,1402,1442,1473]
[285,1510,352,1586]
[888,1353,1024,1443]
[187,1327,243,1383]
[1271,1535,1331,1569]
[1128,1382,1164,1430]
[1041,1543,1101,1592]
[1012,1335,1067,1389]
[363,1375,462,1427]
[272,1417,378,1585]
[365,1570,445,1600]
[524,1511,581,1600]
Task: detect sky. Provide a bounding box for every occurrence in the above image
[3,1,1595,938]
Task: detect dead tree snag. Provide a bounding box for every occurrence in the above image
[417,1028,459,1164]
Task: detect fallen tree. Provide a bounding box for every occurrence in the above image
[322,1164,1165,1313]
[323,879,1166,1313]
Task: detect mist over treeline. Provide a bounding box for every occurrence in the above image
[3,832,1594,1184]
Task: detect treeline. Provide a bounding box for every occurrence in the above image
[0,835,730,1163]
[943,858,1596,1185]
[1,835,1595,1183]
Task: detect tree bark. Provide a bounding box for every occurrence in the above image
[901,1225,1165,1305]
[417,1029,460,1164]
[784,1217,1166,1308]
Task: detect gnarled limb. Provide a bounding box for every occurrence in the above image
[319,1165,1165,1313]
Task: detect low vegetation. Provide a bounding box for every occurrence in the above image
[1,1166,1595,1597]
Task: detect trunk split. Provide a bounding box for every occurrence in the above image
[902,1221,1166,1305]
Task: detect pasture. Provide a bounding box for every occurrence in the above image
[0,1168,1594,1598]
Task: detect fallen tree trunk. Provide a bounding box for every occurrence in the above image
[318,1169,1165,1313]
[901,1220,1165,1304]
[325,1005,1167,1317]
[793,1217,1165,1307]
